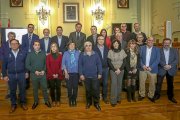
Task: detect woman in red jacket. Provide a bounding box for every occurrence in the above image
[46,42,63,107]
[100,29,111,49]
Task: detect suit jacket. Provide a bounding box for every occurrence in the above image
[94,45,109,68]
[1,41,11,60]
[87,34,100,47]
[158,48,178,76]
[40,37,51,54]
[51,35,69,54]
[21,33,39,53]
[69,31,86,51]
[140,45,160,73]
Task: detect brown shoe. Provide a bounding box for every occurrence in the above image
[56,101,60,107]
[117,101,121,104]
[52,102,56,107]
[9,105,17,113]
[21,104,28,111]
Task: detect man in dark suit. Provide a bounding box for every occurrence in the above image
[1,32,16,99]
[94,35,109,104]
[87,26,100,47]
[153,38,178,103]
[139,37,160,102]
[131,23,147,42]
[69,23,86,51]
[21,24,39,89]
[51,26,69,54]
[21,24,39,53]
[40,28,51,54]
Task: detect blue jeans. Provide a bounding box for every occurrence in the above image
[101,68,109,100]
[8,73,26,105]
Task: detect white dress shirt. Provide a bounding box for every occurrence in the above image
[146,46,152,67]
[163,48,170,64]
[44,38,49,52]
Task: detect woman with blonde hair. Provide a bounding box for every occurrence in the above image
[46,42,63,107]
[125,39,140,102]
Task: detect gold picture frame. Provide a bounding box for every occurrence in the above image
[10,0,23,7]
[117,0,129,8]
[63,3,79,23]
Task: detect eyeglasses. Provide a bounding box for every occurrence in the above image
[85,45,92,47]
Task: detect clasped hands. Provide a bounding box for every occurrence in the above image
[35,71,45,76]
[164,64,171,70]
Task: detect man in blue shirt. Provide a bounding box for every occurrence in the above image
[79,41,102,111]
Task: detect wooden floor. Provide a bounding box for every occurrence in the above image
[0,71,180,120]
[0,88,180,120]
[0,93,180,120]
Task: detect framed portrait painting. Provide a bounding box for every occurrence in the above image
[63,3,79,23]
[10,0,23,7]
[117,0,129,8]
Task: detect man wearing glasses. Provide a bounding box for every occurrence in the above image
[2,39,28,113]
[79,41,102,111]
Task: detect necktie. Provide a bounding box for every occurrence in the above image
[76,32,80,41]
[28,34,32,52]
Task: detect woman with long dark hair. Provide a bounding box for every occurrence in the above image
[108,40,127,107]
[100,29,111,49]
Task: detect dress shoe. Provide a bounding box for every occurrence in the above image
[169,98,178,103]
[148,97,155,103]
[56,101,60,107]
[94,104,101,111]
[72,100,77,107]
[45,101,51,108]
[103,99,109,104]
[111,104,116,107]
[32,102,38,109]
[9,105,17,113]
[117,101,121,104]
[86,103,91,109]
[69,100,73,107]
[52,102,56,107]
[21,104,28,111]
[153,95,160,100]
[138,96,145,101]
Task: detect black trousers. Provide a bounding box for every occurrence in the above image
[66,73,79,101]
[84,78,100,105]
[49,79,61,102]
[155,72,174,99]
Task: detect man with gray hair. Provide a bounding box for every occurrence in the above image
[79,41,102,111]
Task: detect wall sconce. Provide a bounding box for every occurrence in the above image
[36,6,50,25]
[91,6,105,24]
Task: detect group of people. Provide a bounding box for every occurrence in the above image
[0,22,178,113]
